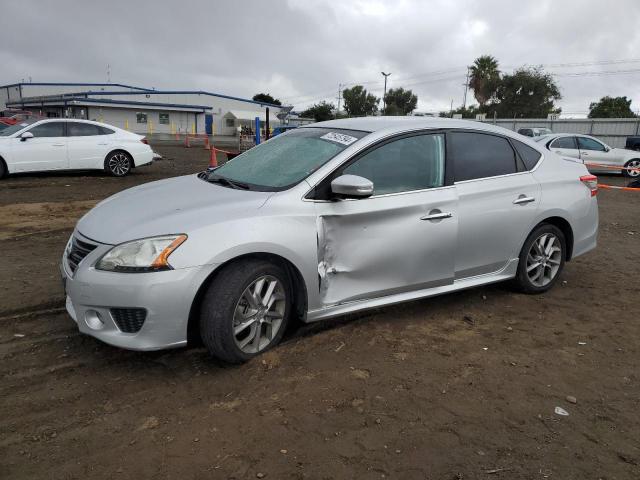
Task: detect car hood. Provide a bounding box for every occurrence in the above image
[77,174,274,245]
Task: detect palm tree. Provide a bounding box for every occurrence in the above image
[469,55,500,108]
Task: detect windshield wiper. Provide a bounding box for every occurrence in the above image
[207,174,251,190]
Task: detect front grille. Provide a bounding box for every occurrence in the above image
[67,237,98,273]
[111,308,147,333]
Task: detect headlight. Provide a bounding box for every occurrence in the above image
[96,235,187,272]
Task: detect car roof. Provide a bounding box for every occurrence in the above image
[304,116,522,137]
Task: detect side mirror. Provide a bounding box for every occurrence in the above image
[331,174,374,199]
[20,131,34,142]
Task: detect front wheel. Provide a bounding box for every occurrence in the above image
[513,224,566,294]
[623,159,640,178]
[199,259,291,363]
[105,151,132,177]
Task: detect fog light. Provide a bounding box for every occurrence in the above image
[84,310,105,330]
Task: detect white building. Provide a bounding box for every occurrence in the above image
[0,82,288,137]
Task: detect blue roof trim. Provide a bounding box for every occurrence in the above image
[0,82,152,91]
[7,96,211,111]
[82,90,284,108]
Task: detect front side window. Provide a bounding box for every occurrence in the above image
[68,122,101,137]
[0,120,37,136]
[550,136,578,150]
[27,122,65,138]
[449,132,517,182]
[136,113,147,124]
[209,127,368,190]
[577,136,606,152]
[342,134,445,195]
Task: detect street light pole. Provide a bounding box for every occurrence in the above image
[381,72,391,115]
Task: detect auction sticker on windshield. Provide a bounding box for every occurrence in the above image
[320,132,359,146]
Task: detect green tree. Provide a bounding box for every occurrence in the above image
[342,85,379,116]
[588,96,637,118]
[300,101,335,122]
[252,93,282,106]
[449,105,482,119]
[383,87,418,115]
[469,55,500,108]
[491,66,561,118]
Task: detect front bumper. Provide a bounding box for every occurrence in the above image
[61,232,216,351]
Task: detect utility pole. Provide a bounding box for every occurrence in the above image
[337,82,343,115]
[462,66,470,109]
[381,72,391,114]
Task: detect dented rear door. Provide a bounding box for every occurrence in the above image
[315,187,458,306]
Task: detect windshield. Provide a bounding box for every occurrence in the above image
[208,127,368,190]
[0,119,37,136]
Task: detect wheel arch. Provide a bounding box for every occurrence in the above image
[186,252,308,345]
[0,154,7,177]
[534,216,574,261]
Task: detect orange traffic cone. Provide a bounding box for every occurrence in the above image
[209,147,218,168]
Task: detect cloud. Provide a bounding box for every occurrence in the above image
[1,0,640,116]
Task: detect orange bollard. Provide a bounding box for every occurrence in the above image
[209,147,218,168]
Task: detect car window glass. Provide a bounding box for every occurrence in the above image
[449,132,517,182]
[550,136,577,149]
[99,126,115,135]
[342,134,445,195]
[68,122,101,136]
[512,139,543,170]
[577,137,606,151]
[27,122,65,138]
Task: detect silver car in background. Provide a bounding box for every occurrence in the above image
[61,117,599,363]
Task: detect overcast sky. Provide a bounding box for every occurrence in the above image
[2,0,640,117]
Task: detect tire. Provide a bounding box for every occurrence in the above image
[104,151,133,177]
[513,224,566,294]
[199,259,291,363]
[0,159,7,179]
[623,159,640,178]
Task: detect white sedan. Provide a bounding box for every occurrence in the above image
[0,119,156,178]
[535,133,640,177]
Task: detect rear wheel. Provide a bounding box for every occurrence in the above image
[105,151,132,177]
[623,159,640,178]
[513,224,566,294]
[0,159,6,179]
[199,259,291,363]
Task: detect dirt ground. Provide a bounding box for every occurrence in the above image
[1,144,639,480]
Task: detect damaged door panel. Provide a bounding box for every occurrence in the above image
[315,187,458,306]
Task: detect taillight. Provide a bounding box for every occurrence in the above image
[580,174,598,197]
[140,138,149,145]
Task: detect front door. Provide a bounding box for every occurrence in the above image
[577,136,611,171]
[10,121,67,172]
[313,133,457,306]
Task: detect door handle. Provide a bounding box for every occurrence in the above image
[52,143,65,147]
[97,142,108,145]
[513,195,535,205]
[420,211,452,221]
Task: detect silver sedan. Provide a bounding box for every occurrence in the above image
[61,117,599,363]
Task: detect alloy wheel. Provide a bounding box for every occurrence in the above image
[233,275,286,354]
[626,159,640,177]
[526,233,562,287]
[108,153,131,176]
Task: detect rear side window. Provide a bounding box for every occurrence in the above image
[98,126,115,135]
[343,134,445,195]
[550,136,577,150]
[28,122,65,138]
[449,132,517,182]
[68,123,101,136]
[512,139,542,170]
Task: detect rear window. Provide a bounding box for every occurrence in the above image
[449,132,517,182]
[512,139,542,170]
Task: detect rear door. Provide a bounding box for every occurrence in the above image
[313,133,457,306]
[576,136,612,171]
[67,122,113,169]
[450,131,541,279]
[549,136,580,159]
[9,121,67,172]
